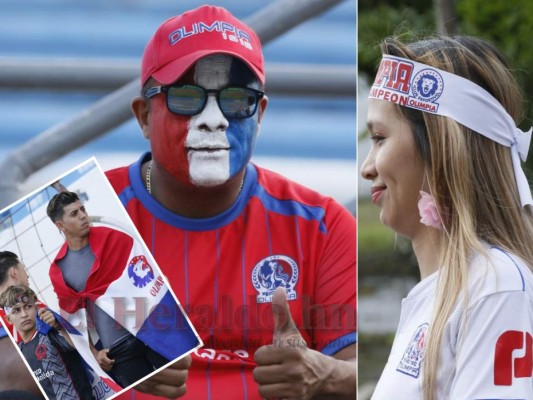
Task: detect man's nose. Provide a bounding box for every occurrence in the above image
[193,95,229,132]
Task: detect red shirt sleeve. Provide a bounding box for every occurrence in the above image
[311,200,357,354]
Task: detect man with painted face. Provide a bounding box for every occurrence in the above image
[107,5,357,399]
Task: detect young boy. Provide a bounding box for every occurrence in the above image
[0,251,57,342]
[0,285,94,400]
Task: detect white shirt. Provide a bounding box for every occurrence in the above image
[372,246,533,400]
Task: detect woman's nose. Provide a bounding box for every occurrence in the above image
[361,150,376,181]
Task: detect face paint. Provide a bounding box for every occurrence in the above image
[149,93,191,184]
[227,114,259,177]
[186,56,231,186]
[186,55,259,187]
[150,54,260,187]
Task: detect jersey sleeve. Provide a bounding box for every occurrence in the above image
[105,165,130,194]
[311,200,357,355]
[449,290,533,399]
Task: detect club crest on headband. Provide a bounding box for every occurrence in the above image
[15,294,30,304]
[412,69,443,103]
[370,57,443,113]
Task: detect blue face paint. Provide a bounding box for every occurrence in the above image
[227,115,259,177]
[225,58,262,177]
[182,54,262,186]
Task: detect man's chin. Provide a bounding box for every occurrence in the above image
[190,175,229,187]
[188,158,230,187]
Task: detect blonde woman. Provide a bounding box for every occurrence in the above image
[361,35,533,399]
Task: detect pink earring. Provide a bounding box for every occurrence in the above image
[418,191,443,230]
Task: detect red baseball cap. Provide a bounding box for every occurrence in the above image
[141,5,265,87]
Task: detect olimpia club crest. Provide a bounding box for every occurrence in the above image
[411,69,444,104]
[397,323,429,378]
[251,255,299,303]
[127,255,155,288]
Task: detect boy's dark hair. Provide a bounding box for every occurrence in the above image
[0,252,21,287]
[46,191,80,223]
[0,285,37,309]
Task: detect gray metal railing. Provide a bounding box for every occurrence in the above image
[0,58,355,96]
[0,0,352,208]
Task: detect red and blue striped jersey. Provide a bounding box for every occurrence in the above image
[106,153,356,400]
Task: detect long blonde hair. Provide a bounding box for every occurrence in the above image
[380,35,533,399]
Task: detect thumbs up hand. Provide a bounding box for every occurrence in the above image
[253,287,331,400]
[271,286,307,349]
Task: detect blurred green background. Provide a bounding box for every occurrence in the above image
[358,0,533,397]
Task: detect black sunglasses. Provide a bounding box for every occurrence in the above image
[144,84,264,119]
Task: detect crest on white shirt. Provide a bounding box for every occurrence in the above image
[397,323,429,378]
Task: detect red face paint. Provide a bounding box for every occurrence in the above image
[148,95,192,184]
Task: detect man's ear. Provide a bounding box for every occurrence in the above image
[8,266,19,282]
[257,96,268,125]
[5,314,12,324]
[54,220,64,232]
[132,96,151,140]
[255,96,268,138]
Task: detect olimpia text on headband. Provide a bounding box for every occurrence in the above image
[370,54,533,207]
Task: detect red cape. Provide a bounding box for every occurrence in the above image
[49,226,133,314]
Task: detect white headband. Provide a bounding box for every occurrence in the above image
[370,55,532,207]
[3,294,31,315]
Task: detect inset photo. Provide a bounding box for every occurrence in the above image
[0,158,202,400]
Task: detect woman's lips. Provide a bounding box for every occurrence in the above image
[371,186,386,204]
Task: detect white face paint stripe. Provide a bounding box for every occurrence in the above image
[194,54,231,89]
[370,55,533,207]
[186,55,233,187]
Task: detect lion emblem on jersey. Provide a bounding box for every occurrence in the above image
[251,255,299,303]
[127,255,154,288]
